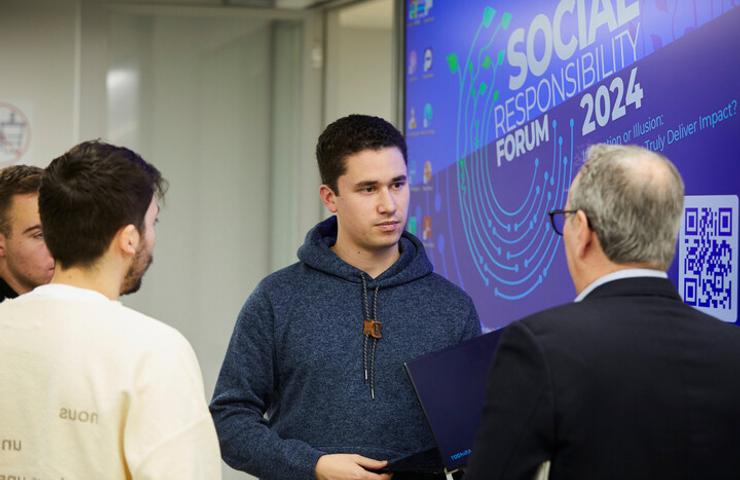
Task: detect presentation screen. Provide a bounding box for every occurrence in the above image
[404,1,740,329]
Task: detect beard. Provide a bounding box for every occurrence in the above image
[120,243,153,296]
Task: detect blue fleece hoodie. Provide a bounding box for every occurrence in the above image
[210,216,481,480]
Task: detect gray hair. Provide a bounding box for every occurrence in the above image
[569,144,684,270]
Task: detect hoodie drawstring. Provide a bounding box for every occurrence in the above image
[361,274,381,399]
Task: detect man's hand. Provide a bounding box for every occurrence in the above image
[315,454,393,480]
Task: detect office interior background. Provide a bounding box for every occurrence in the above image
[4,0,740,477]
[1,0,399,477]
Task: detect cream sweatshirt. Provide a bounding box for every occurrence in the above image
[0,284,222,479]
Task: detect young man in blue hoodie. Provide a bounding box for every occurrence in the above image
[210,114,481,480]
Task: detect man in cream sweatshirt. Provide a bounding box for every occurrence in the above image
[0,141,221,479]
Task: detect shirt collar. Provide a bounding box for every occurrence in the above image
[23,283,114,304]
[575,268,668,302]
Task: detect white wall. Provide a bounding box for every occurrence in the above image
[0,0,80,166]
[324,0,394,125]
[102,11,284,480]
[109,10,274,396]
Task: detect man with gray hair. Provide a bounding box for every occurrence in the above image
[466,144,740,480]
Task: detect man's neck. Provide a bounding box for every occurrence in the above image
[331,240,401,279]
[574,260,664,297]
[0,274,19,299]
[0,267,31,295]
[50,264,122,300]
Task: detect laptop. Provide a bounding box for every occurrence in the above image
[386,329,504,474]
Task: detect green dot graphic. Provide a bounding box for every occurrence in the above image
[482,7,496,28]
[447,53,459,74]
[501,12,512,29]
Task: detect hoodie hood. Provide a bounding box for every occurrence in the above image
[297,216,433,286]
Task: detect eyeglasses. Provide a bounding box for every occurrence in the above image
[548,209,579,236]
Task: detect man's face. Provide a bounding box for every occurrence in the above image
[0,193,54,293]
[121,197,158,296]
[330,147,409,255]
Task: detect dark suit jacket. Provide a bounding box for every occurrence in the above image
[465,277,740,480]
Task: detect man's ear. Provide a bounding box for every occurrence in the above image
[0,233,6,258]
[114,224,140,258]
[319,184,338,214]
[573,210,593,260]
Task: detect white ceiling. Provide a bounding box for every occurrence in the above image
[103,0,393,27]
[338,0,392,29]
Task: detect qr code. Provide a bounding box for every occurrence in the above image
[679,195,738,323]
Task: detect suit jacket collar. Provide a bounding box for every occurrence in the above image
[584,276,681,302]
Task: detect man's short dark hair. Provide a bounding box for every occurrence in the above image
[316,114,407,194]
[39,140,168,269]
[0,165,44,236]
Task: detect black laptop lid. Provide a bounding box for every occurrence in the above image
[404,329,503,471]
